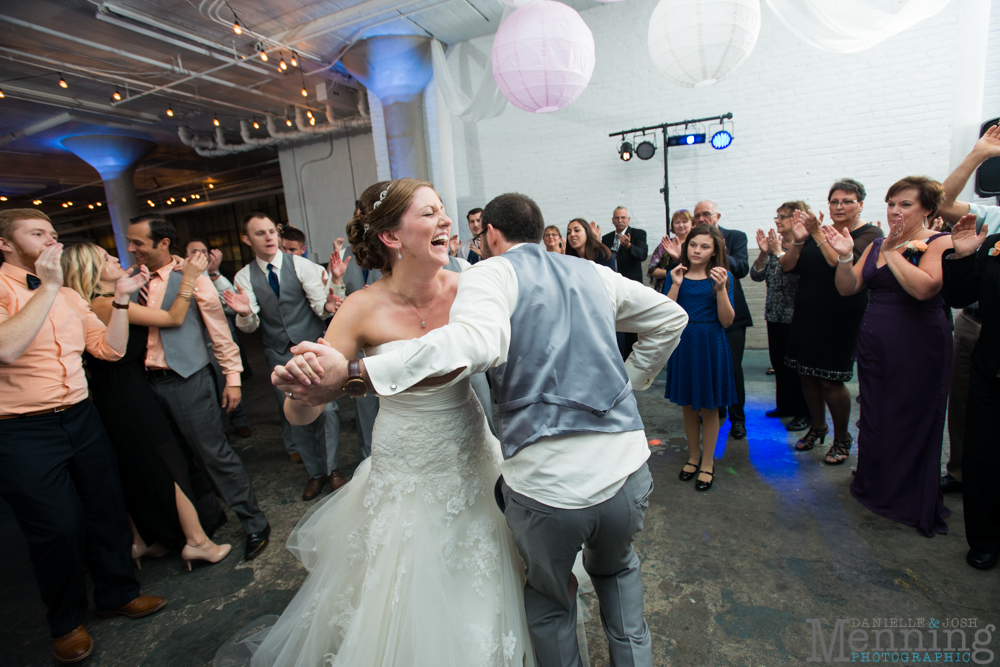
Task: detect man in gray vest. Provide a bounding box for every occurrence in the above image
[127,215,271,561]
[275,193,688,667]
[225,213,346,499]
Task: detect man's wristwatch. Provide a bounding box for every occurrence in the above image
[344,359,368,398]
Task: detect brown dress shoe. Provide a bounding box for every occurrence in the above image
[236,425,252,438]
[302,477,325,500]
[97,595,167,619]
[329,469,348,491]
[53,625,93,663]
[289,452,303,464]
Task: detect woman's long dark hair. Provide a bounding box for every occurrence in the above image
[680,224,729,273]
[564,218,612,262]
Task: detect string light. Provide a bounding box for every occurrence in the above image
[147,200,155,206]
[309,116,316,126]
[96,202,101,206]
[290,52,298,68]
[233,18,242,35]
[252,117,259,129]
[208,183,214,189]
[88,204,94,209]
[279,53,287,71]
[58,73,68,88]
[0,88,5,98]
[111,88,122,102]
[166,105,174,117]
[181,197,187,202]
[66,201,72,206]
[213,115,220,127]
[301,86,307,97]
[33,199,42,205]
[286,117,293,127]
[306,109,313,118]
[258,44,268,62]
[0,196,6,201]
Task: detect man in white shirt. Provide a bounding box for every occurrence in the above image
[274,193,688,667]
[224,213,348,499]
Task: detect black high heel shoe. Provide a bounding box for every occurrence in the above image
[794,424,829,451]
[695,469,715,492]
[678,458,701,482]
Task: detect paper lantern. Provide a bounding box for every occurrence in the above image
[491,1,596,114]
[647,0,761,88]
[498,0,541,6]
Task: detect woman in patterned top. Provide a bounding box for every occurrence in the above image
[751,201,811,432]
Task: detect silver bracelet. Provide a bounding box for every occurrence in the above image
[837,255,853,264]
[792,240,805,246]
[816,239,828,248]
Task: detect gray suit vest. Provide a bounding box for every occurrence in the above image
[495,244,644,459]
[248,253,327,352]
[137,270,211,378]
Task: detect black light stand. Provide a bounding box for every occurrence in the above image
[609,112,733,224]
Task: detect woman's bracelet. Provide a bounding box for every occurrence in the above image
[816,239,828,248]
[837,254,853,264]
[792,240,805,246]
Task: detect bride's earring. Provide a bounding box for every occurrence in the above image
[397,248,403,259]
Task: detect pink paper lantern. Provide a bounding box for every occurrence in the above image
[491,1,596,114]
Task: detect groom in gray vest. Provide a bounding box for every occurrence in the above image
[275,193,688,666]
[225,213,347,499]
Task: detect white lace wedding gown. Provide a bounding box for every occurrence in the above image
[248,342,536,667]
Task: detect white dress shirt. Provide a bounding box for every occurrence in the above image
[233,252,338,333]
[364,244,688,508]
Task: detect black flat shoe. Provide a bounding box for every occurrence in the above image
[244,524,271,561]
[966,548,999,570]
[695,470,715,491]
[765,408,782,418]
[940,474,963,494]
[786,416,811,432]
[678,459,700,482]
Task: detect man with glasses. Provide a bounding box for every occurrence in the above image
[602,206,649,360]
[450,208,484,265]
[692,200,752,440]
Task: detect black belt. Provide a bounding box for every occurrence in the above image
[146,368,181,379]
[963,306,981,321]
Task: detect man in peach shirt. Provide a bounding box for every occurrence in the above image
[126,215,270,560]
[0,209,167,663]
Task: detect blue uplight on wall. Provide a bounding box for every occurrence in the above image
[711,130,733,150]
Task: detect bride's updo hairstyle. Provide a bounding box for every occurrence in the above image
[346,177,435,275]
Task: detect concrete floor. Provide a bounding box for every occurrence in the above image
[2,333,996,667]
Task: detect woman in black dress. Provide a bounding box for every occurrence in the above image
[779,179,883,464]
[62,243,231,570]
[565,217,616,269]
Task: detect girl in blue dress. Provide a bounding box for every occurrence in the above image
[664,224,737,491]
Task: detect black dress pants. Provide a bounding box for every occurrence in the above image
[767,321,809,417]
[722,327,747,423]
[0,402,139,636]
[964,367,1000,555]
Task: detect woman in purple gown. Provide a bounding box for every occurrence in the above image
[823,176,953,537]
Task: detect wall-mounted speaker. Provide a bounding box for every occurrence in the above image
[974,117,1000,197]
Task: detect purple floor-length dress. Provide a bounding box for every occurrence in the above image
[851,235,952,538]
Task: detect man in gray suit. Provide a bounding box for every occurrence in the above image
[127,215,270,561]
[276,193,688,666]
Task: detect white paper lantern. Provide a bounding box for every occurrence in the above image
[497,0,541,6]
[491,1,596,114]
[647,0,761,88]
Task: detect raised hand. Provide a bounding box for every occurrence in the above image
[659,235,670,252]
[207,249,223,274]
[822,224,854,258]
[709,266,728,293]
[34,244,65,288]
[222,285,252,317]
[767,229,782,255]
[930,216,947,232]
[589,221,601,238]
[973,124,1000,161]
[325,288,344,314]
[950,214,988,258]
[114,264,150,297]
[181,253,208,282]
[664,236,682,261]
[669,263,687,286]
[449,234,461,255]
[790,211,810,243]
[802,209,824,236]
[755,228,769,255]
[327,250,352,284]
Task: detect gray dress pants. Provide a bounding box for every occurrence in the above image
[501,463,654,667]
[148,366,268,535]
[264,346,340,478]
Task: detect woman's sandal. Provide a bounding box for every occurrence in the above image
[794,425,829,451]
[824,435,853,465]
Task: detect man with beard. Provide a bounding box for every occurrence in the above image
[0,209,166,663]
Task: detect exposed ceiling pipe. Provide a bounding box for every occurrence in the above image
[0,113,72,147]
[0,82,159,123]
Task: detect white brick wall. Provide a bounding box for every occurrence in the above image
[443,0,997,347]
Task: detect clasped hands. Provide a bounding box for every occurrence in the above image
[272,339,351,406]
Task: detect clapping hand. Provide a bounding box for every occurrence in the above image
[950,214,988,258]
[325,288,344,314]
[709,266,728,293]
[114,264,150,298]
[796,209,824,236]
[755,228,769,255]
[663,236,683,261]
[973,124,1000,161]
[930,217,947,232]
[767,229,782,255]
[619,232,631,250]
[669,263,687,286]
[327,249,352,284]
[790,211,810,244]
[207,249,223,275]
[222,285,253,317]
[589,221,601,238]
[34,244,65,288]
[821,224,854,259]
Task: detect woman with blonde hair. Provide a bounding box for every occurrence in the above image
[62,243,231,570]
[543,224,564,253]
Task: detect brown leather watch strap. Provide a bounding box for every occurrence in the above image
[112,301,130,310]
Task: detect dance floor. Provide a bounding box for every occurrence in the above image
[2,332,990,667]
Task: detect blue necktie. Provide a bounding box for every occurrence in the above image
[267,264,280,298]
[467,249,480,265]
[26,274,41,290]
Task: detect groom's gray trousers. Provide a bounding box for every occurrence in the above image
[501,463,654,667]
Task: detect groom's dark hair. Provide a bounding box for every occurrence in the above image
[481,193,544,244]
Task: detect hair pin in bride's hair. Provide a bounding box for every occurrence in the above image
[372,187,389,210]
[363,222,370,233]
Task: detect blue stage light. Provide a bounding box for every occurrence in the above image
[711,130,733,150]
[666,133,706,147]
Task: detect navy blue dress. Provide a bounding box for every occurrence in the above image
[665,274,737,409]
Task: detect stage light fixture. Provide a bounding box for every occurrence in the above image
[619,141,633,162]
[711,130,733,150]
[112,88,122,102]
[166,105,174,117]
[213,115,220,126]
[233,18,242,35]
[291,52,298,68]
[33,199,42,205]
[666,133,706,147]
[635,140,656,160]
[58,73,68,88]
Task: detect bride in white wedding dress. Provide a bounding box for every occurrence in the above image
[250,178,535,667]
